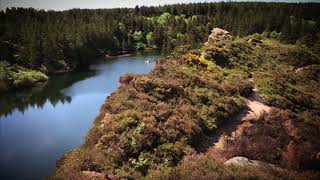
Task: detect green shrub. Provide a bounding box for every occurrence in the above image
[130,153,149,175]
[252,32,263,40]
[270,31,281,39]
[10,70,48,87]
[136,42,146,51]
[254,64,320,127]
[0,61,48,91]
[0,61,9,80]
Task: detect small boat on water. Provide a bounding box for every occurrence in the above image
[144,60,150,63]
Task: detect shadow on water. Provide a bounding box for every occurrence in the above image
[0,70,97,118]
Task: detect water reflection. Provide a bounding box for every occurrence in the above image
[0,70,96,118]
[0,51,159,180]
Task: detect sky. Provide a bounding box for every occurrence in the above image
[0,0,319,11]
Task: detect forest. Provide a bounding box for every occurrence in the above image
[1,2,320,91]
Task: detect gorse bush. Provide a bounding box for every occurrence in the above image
[184,53,209,68]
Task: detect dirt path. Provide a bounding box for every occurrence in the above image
[198,85,272,152]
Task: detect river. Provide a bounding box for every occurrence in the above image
[0,52,159,180]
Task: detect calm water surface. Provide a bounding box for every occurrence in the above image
[0,52,159,180]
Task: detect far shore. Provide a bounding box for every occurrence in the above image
[105,53,133,58]
[105,47,158,58]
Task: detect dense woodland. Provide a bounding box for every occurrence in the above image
[1,2,320,92]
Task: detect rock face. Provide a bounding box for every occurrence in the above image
[206,28,234,45]
[224,156,262,167]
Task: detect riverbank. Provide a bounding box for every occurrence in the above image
[105,48,158,58]
[0,49,159,94]
[0,53,159,180]
[105,53,133,58]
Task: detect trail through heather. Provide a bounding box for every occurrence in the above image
[199,84,272,152]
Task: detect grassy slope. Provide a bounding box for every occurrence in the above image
[52,36,320,179]
[203,36,320,127]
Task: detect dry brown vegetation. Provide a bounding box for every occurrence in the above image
[146,153,320,180]
[223,109,320,170]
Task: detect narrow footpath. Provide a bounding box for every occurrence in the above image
[199,84,272,153]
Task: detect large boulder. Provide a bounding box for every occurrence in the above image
[206,28,234,45]
[224,156,262,167]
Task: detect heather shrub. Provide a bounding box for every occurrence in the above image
[224,109,320,170]
[145,153,320,180]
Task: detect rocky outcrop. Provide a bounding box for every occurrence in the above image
[224,156,263,167]
[205,28,234,46]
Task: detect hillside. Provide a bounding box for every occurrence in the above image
[52,30,320,179]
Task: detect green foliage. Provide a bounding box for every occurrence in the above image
[135,42,146,51]
[0,61,10,91]
[157,12,171,25]
[203,36,320,127]
[130,153,149,175]
[270,31,281,39]
[10,70,48,87]
[254,64,320,127]
[146,32,154,47]
[0,61,9,79]
[133,31,143,42]
[2,2,319,74]
[203,39,266,74]
[0,60,48,91]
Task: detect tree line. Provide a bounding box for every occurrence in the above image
[0,2,319,74]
